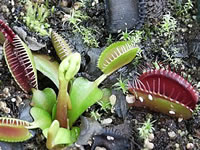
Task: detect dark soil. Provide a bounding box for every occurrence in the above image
[0,0,200,150]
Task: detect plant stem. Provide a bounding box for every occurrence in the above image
[95,74,108,86]
[56,80,70,128]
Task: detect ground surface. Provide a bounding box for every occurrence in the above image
[0,0,200,150]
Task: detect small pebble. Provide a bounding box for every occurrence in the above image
[148,133,154,141]
[4,107,10,114]
[3,87,10,96]
[107,136,114,140]
[175,143,179,148]
[16,96,23,106]
[168,131,176,139]
[95,147,106,150]
[161,128,166,132]
[0,101,7,109]
[109,95,116,106]
[144,139,154,150]
[178,118,183,122]
[0,101,10,114]
[186,143,194,149]
[1,5,9,13]
[101,118,112,125]
[126,94,135,104]
[11,98,16,102]
[188,24,192,28]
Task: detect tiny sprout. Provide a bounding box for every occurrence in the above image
[138,119,155,140]
[90,110,102,121]
[113,75,128,94]
[97,101,112,113]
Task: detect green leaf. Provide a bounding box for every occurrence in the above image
[46,120,60,149]
[31,88,57,114]
[68,77,103,127]
[53,128,72,145]
[30,107,52,130]
[33,53,59,88]
[45,120,79,149]
[98,41,138,75]
[51,103,57,121]
[70,127,80,143]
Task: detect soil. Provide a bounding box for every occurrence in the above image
[0,0,200,150]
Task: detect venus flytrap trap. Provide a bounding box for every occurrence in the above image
[0,19,38,93]
[128,68,199,119]
[0,118,33,142]
[51,31,72,60]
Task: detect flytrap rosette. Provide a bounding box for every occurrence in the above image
[0,19,37,93]
[0,117,33,142]
[128,69,199,119]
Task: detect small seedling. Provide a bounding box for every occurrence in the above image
[160,12,177,37]
[113,75,128,94]
[106,34,113,45]
[138,119,155,140]
[119,29,143,45]
[97,101,112,113]
[176,0,193,17]
[62,9,99,47]
[90,110,102,121]
[23,0,51,36]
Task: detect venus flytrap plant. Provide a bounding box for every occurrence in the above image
[0,29,139,147]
